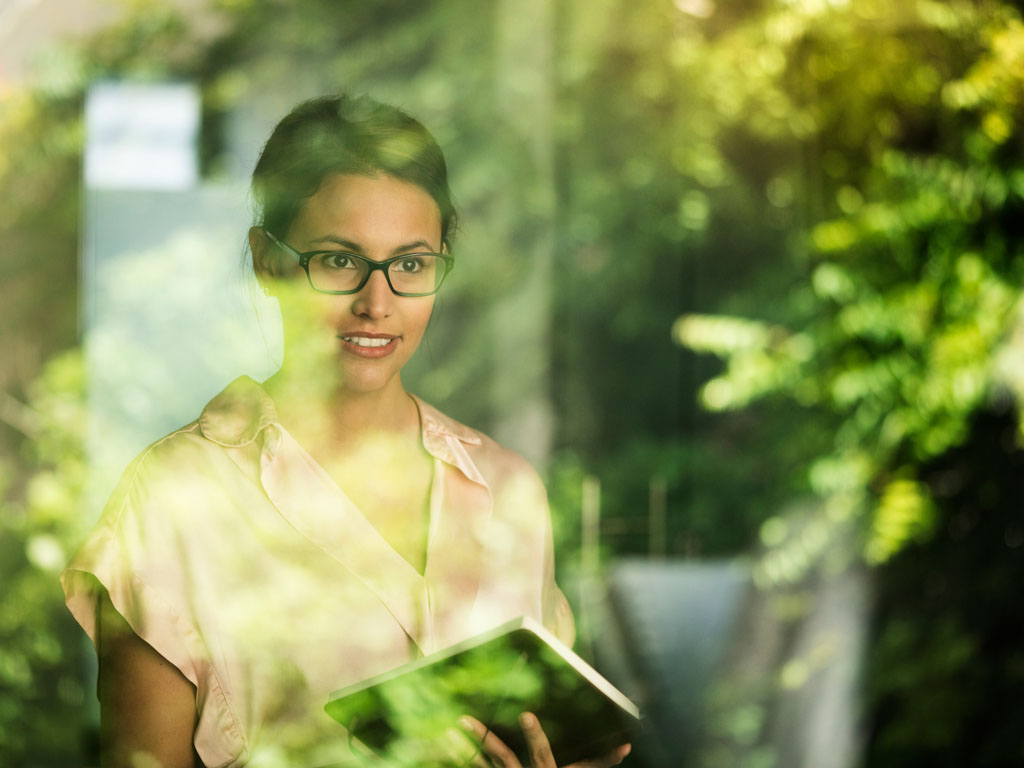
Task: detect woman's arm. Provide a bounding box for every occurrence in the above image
[97,594,199,768]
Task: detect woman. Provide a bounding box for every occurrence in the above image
[62,95,630,768]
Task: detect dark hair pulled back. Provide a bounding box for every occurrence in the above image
[251,94,457,270]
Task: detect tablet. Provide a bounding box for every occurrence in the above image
[325,616,641,766]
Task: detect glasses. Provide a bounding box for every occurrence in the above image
[263,229,454,297]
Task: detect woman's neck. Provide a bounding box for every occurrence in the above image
[261,368,420,455]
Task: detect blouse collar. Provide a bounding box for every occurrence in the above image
[199,376,484,477]
[198,376,279,448]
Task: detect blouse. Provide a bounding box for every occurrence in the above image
[62,376,574,768]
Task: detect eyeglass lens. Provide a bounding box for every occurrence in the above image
[308,253,446,294]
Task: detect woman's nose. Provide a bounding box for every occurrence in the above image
[350,269,394,319]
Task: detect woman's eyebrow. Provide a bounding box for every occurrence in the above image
[311,235,364,252]
[390,239,435,254]
[310,236,437,254]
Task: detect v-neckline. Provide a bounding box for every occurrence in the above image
[302,433,437,582]
[303,393,437,576]
[355,450,438,578]
[334,395,437,576]
[254,395,494,655]
[259,428,432,646]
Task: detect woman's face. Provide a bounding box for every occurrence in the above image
[267,173,442,397]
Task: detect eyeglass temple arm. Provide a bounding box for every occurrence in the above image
[262,229,303,265]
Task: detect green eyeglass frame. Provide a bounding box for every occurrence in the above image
[263,228,454,297]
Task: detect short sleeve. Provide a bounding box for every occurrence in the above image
[61,435,248,767]
[62,451,201,681]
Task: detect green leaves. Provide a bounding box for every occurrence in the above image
[0,350,90,763]
[675,0,1024,568]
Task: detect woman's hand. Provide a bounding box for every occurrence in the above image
[457,712,630,768]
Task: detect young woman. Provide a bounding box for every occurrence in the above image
[62,95,630,768]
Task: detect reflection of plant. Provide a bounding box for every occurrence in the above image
[663,3,1024,767]
[674,1,1024,573]
[0,350,91,764]
[342,645,545,767]
[1,0,1021,765]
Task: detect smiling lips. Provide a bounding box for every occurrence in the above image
[338,332,399,358]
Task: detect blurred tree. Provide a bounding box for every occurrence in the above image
[668,0,1024,765]
[675,0,1024,566]
[3,0,1024,764]
[0,351,91,763]
[548,0,821,560]
[867,406,1024,766]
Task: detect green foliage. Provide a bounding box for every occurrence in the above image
[673,0,1024,569]
[866,408,1024,766]
[2,0,1023,764]
[640,3,1024,763]
[0,350,91,764]
[0,7,209,758]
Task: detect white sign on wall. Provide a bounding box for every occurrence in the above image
[84,81,200,190]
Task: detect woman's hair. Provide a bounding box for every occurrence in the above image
[251,94,458,273]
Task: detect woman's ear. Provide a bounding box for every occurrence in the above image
[249,227,279,297]
[249,226,271,275]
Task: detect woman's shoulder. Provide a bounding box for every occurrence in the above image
[102,377,274,517]
[412,395,543,490]
[131,377,271,465]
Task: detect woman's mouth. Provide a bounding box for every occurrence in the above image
[338,334,399,358]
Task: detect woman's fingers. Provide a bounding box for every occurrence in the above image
[458,715,523,768]
[457,713,632,768]
[518,711,631,768]
[519,712,557,768]
[442,725,491,768]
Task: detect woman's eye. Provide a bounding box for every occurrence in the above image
[321,253,356,270]
[395,257,424,273]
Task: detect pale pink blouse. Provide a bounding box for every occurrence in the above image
[62,376,574,767]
